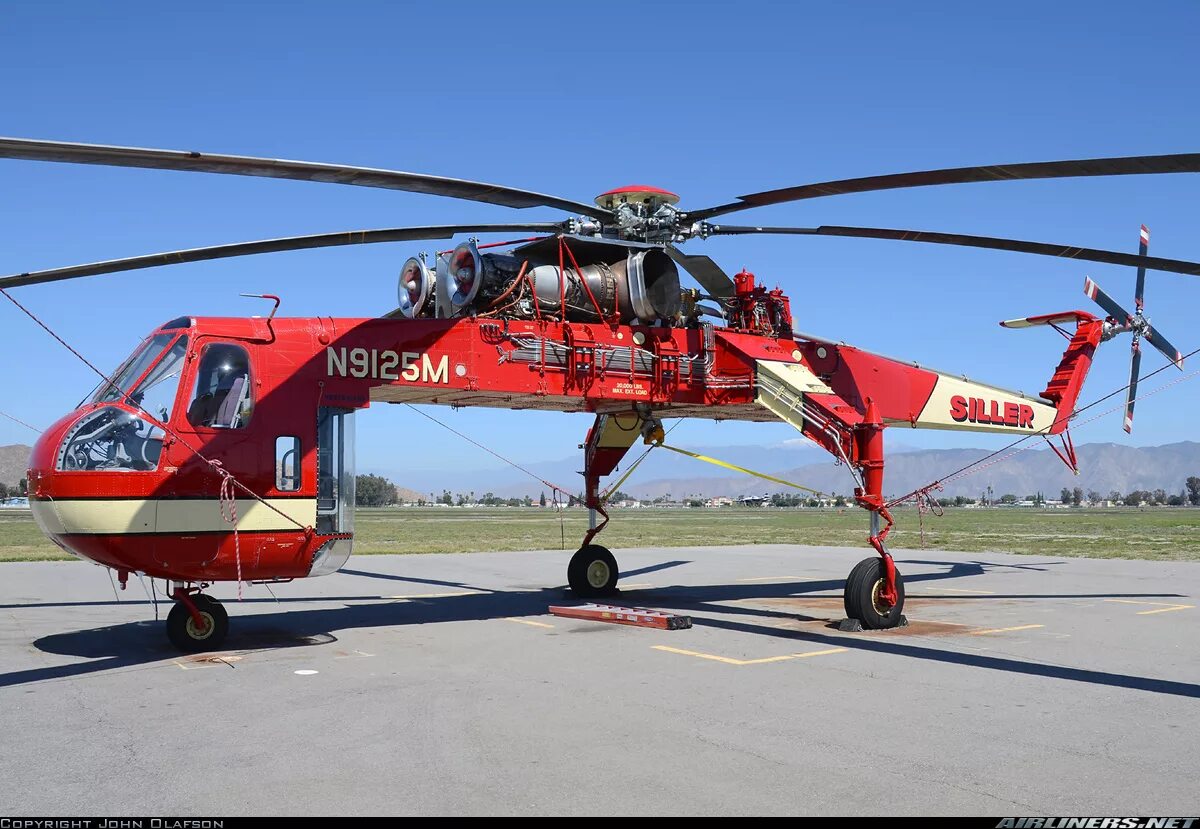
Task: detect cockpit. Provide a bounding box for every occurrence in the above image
[57,330,190,472]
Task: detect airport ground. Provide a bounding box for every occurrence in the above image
[0,543,1196,815]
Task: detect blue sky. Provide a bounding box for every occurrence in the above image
[2,1,1198,487]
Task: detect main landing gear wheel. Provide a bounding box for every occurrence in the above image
[567,544,620,598]
[843,557,905,629]
[166,594,229,652]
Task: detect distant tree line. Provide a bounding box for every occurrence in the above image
[0,479,28,500]
[768,493,847,508]
[979,478,1200,508]
[350,475,1200,509]
[355,474,399,507]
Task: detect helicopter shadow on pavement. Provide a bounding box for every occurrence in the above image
[8,557,1197,698]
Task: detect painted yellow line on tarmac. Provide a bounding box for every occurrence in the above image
[789,648,848,658]
[619,583,653,589]
[652,645,847,666]
[387,591,485,600]
[1104,599,1194,615]
[925,587,996,595]
[503,617,555,628]
[736,576,811,582]
[968,624,1044,635]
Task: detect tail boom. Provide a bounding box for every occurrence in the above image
[787,312,1101,439]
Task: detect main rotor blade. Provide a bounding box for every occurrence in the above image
[0,223,564,289]
[709,224,1200,277]
[665,246,736,298]
[1084,276,1134,323]
[0,137,609,219]
[689,153,1200,221]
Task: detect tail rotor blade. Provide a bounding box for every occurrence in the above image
[1124,343,1142,434]
[1083,276,1133,323]
[1145,324,1185,370]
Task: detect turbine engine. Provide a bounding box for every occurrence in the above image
[426,239,681,324]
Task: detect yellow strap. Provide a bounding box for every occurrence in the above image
[600,446,655,502]
[657,444,825,496]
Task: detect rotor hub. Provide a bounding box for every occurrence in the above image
[594,185,680,209]
[591,186,687,244]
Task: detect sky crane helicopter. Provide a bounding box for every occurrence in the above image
[0,137,1194,651]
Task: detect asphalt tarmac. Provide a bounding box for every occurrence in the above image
[0,545,1196,816]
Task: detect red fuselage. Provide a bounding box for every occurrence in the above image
[27,309,1098,584]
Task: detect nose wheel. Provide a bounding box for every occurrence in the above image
[166,593,229,652]
[843,556,905,629]
[567,544,620,597]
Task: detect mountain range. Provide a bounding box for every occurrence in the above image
[0,444,30,490]
[391,440,1200,501]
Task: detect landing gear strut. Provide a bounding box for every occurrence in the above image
[567,468,621,598]
[565,411,658,598]
[167,586,229,652]
[845,399,906,629]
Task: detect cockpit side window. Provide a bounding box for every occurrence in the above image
[187,343,254,429]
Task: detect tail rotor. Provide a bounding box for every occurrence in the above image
[1083,225,1185,434]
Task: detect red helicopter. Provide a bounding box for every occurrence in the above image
[0,137,1194,651]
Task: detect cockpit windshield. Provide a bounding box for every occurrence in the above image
[128,335,189,423]
[90,333,177,405]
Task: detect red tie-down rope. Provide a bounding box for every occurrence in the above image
[560,236,616,324]
[1,288,310,597]
[211,460,244,599]
[913,485,944,548]
[0,408,41,433]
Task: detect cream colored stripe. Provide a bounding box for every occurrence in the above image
[31,498,315,535]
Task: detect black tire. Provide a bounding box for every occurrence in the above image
[843,556,905,629]
[567,544,620,597]
[166,594,229,652]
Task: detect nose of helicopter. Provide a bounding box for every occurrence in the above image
[25,407,83,495]
[24,409,84,559]
[22,404,161,566]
